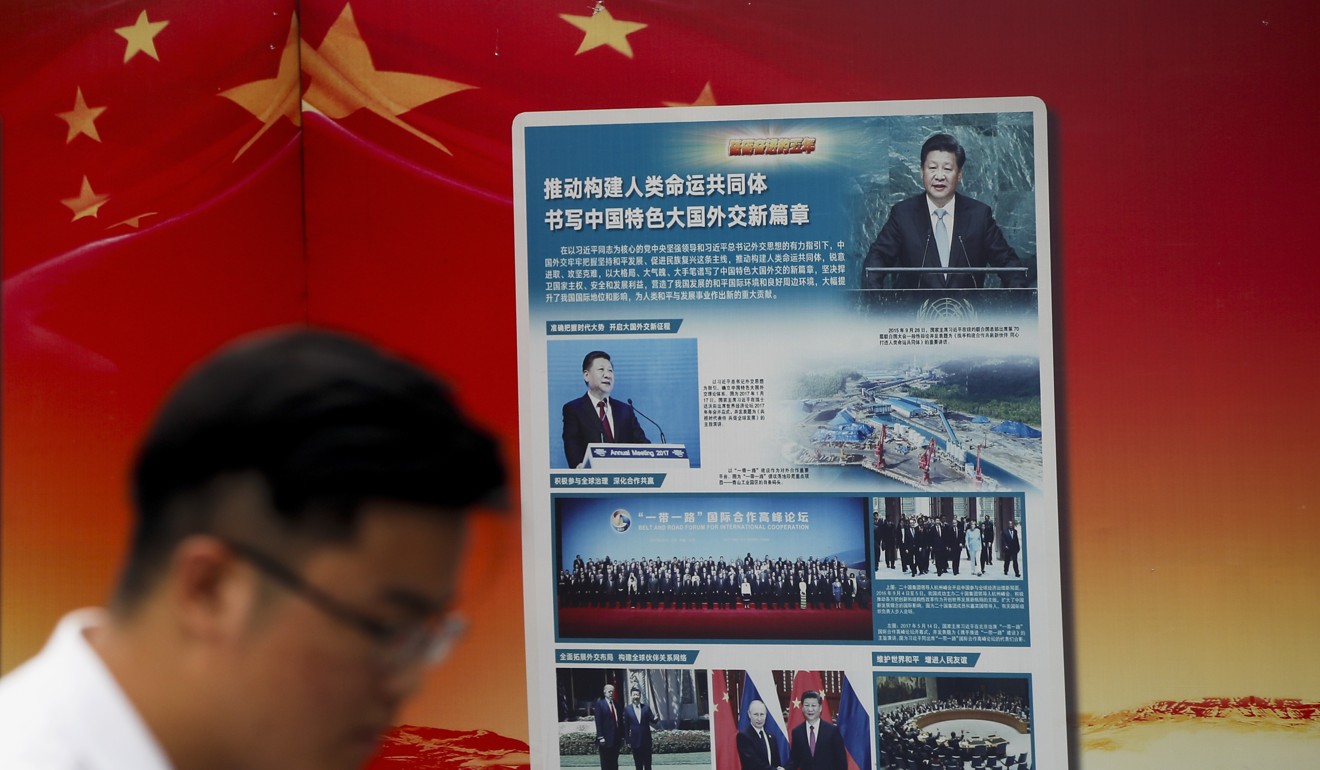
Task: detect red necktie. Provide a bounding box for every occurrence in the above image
[599,400,615,442]
[809,724,816,755]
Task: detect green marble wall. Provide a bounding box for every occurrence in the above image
[849,112,1038,290]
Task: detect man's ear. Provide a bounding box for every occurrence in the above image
[166,535,257,642]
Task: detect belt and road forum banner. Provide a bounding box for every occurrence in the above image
[514,97,1062,769]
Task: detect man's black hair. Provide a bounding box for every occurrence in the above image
[802,690,823,704]
[920,133,966,169]
[120,327,505,605]
[582,350,612,372]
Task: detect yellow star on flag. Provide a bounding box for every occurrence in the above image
[664,81,717,107]
[109,212,158,230]
[301,3,474,154]
[57,87,107,143]
[115,10,169,63]
[61,176,110,221]
[220,14,302,160]
[560,5,647,58]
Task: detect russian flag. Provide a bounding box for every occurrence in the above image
[837,674,872,770]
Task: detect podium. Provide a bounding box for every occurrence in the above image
[582,443,691,471]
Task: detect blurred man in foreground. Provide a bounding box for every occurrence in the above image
[0,328,505,770]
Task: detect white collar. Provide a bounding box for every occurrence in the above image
[926,195,956,217]
[0,609,173,770]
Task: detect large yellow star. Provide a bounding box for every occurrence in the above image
[302,3,474,155]
[560,5,647,58]
[664,81,717,108]
[115,10,169,63]
[61,176,109,221]
[57,87,107,143]
[220,14,302,160]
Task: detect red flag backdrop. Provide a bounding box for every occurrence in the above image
[4,0,1320,764]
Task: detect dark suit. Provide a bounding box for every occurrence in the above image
[595,696,624,770]
[562,393,650,468]
[1001,526,1021,576]
[979,521,995,572]
[738,726,782,770]
[862,192,1026,290]
[940,523,961,576]
[900,525,918,576]
[624,701,659,770]
[787,719,847,770]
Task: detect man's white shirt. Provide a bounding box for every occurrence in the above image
[0,609,172,770]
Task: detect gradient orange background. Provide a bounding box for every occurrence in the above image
[4,0,1318,760]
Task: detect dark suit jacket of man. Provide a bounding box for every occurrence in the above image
[562,393,651,468]
[862,192,1026,290]
[595,696,624,751]
[624,702,659,750]
[786,719,847,770]
[738,725,782,770]
[1001,527,1021,557]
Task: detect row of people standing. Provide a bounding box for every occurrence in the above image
[560,555,870,609]
[876,516,1021,577]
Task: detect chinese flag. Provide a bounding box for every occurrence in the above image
[786,669,834,736]
[712,671,742,770]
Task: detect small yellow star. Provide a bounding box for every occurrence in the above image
[664,81,717,108]
[220,14,302,160]
[302,3,474,154]
[115,10,169,63]
[61,176,110,221]
[560,5,647,58]
[57,87,107,143]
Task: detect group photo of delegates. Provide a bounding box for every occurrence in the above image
[560,554,870,610]
[555,494,872,641]
[876,676,1032,770]
[556,668,710,770]
[557,554,872,641]
[873,497,1024,582]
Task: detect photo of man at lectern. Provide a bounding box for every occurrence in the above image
[563,350,651,469]
[861,133,1029,291]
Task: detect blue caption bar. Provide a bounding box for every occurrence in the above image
[546,319,684,335]
[557,649,701,665]
[873,652,981,668]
